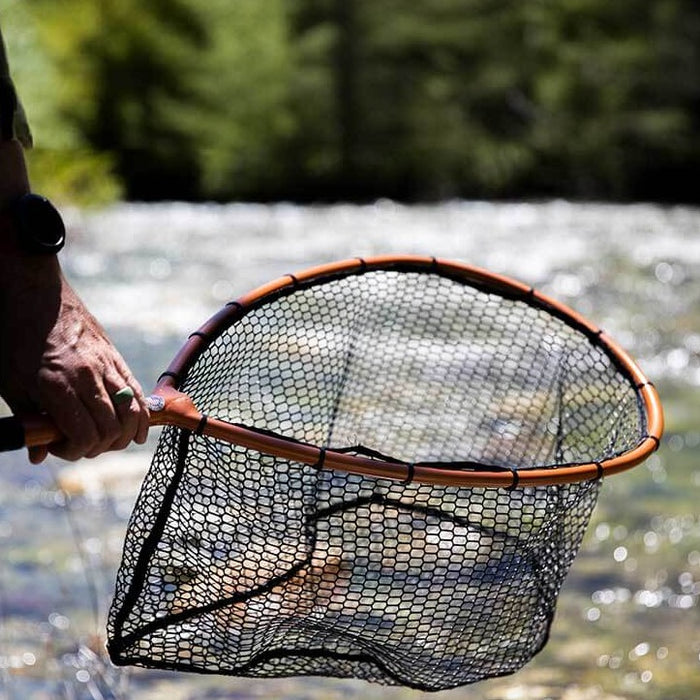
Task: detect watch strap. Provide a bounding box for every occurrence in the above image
[0,193,65,256]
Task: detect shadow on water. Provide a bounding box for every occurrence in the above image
[1,200,699,699]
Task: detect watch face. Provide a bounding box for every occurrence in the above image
[17,194,66,254]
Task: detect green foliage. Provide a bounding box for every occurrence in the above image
[192,0,294,200]
[280,0,700,201]
[37,0,210,200]
[24,148,122,207]
[0,0,123,204]
[2,0,699,202]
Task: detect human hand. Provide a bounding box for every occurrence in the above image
[0,261,149,463]
[0,140,149,463]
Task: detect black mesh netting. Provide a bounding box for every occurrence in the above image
[107,268,646,691]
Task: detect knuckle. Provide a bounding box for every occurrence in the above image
[51,444,86,462]
[72,430,100,460]
[121,400,140,418]
[106,421,123,443]
[110,437,132,453]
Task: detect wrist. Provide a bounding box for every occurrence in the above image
[1,142,66,263]
[0,138,31,259]
[0,249,62,295]
[0,139,66,296]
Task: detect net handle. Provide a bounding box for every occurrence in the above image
[0,255,664,487]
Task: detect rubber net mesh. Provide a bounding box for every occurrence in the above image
[108,269,646,691]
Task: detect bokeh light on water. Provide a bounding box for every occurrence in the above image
[1,200,699,699]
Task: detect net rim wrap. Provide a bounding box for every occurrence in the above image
[153,255,663,488]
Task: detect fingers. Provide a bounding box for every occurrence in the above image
[1,273,150,464]
[83,372,130,458]
[41,384,104,461]
[38,365,149,462]
[93,371,144,456]
[110,354,150,446]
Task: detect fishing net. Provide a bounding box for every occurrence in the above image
[107,261,652,691]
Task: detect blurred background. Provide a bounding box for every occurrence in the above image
[2,0,700,207]
[1,1,699,699]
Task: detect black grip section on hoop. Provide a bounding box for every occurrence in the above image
[0,416,26,452]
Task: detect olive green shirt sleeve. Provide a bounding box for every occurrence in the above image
[0,25,33,148]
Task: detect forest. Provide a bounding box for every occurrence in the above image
[2,0,699,204]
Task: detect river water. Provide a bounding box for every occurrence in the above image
[1,200,698,699]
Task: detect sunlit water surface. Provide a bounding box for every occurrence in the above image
[1,200,698,700]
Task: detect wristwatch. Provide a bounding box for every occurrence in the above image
[10,193,65,255]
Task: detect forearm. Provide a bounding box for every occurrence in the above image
[0,139,62,290]
[0,25,149,462]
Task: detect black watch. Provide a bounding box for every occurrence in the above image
[12,193,66,255]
